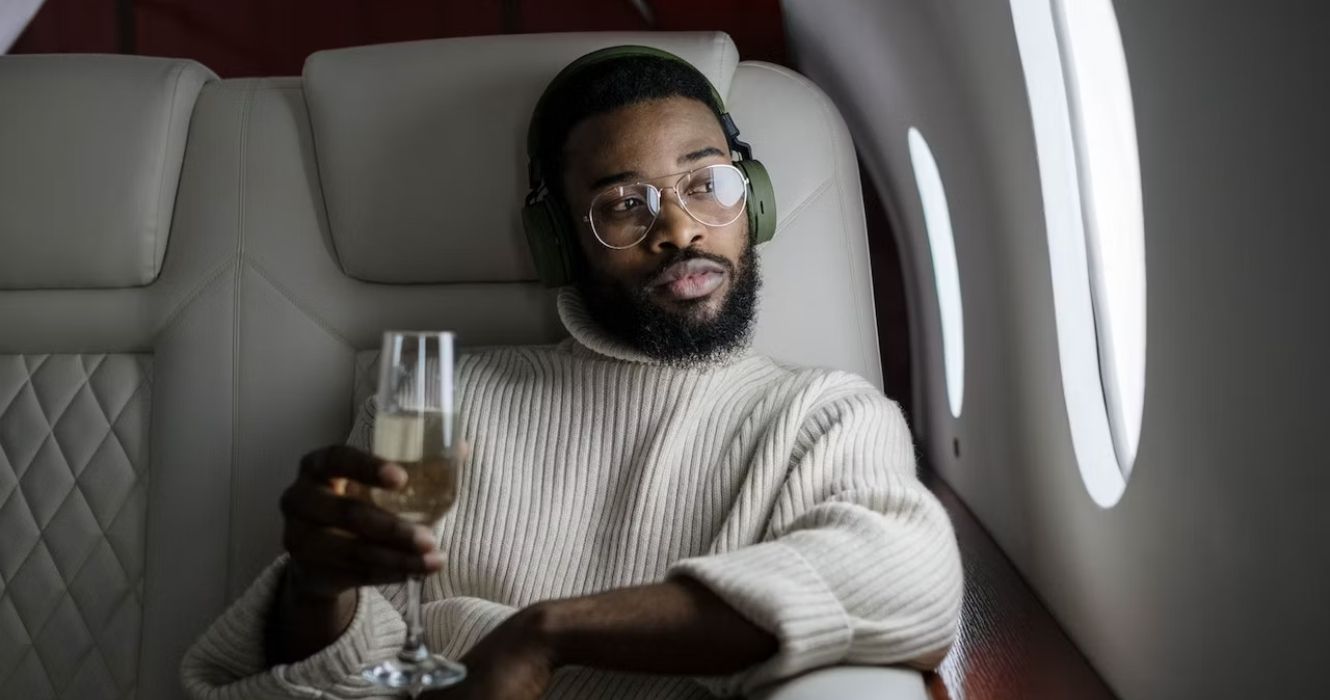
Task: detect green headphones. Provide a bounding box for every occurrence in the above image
[522,45,778,288]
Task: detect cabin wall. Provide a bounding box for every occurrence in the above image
[783,1,1329,697]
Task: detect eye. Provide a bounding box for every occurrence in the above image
[686,179,716,197]
[609,197,645,213]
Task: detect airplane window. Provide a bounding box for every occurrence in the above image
[1009,0,1145,506]
[908,127,964,419]
[1055,0,1146,478]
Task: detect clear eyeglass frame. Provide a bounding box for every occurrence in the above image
[581,163,750,250]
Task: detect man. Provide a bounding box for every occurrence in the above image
[182,47,962,699]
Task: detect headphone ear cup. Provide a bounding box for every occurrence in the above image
[521,198,575,287]
[736,160,777,244]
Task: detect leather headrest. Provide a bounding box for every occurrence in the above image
[303,32,740,284]
[0,55,214,289]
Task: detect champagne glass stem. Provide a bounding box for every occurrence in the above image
[402,574,425,658]
[360,331,464,692]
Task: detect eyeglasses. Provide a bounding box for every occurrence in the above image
[582,163,749,249]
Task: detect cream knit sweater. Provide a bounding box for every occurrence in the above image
[180,290,963,699]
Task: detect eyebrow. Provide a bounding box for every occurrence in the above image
[679,146,727,165]
[589,170,641,192]
[586,146,730,192]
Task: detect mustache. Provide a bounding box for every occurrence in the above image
[640,249,736,289]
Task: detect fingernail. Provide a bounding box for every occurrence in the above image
[423,552,444,570]
[380,463,407,488]
[413,527,435,551]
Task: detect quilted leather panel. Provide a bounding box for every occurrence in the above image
[351,350,380,419]
[0,354,151,700]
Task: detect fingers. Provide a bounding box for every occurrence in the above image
[281,482,434,553]
[285,520,443,585]
[299,445,407,489]
[283,444,451,595]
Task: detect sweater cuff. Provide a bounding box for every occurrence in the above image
[422,596,517,659]
[276,584,407,693]
[668,541,852,694]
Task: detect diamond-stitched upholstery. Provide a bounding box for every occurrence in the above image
[351,351,380,420]
[0,54,228,700]
[0,354,151,699]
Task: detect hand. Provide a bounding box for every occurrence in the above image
[279,445,443,600]
[422,607,557,700]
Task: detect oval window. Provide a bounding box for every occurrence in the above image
[908,128,965,419]
[1009,0,1146,506]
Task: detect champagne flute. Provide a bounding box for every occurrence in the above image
[360,331,466,694]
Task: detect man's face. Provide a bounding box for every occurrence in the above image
[560,96,760,362]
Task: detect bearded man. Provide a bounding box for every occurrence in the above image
[182,46,962,700]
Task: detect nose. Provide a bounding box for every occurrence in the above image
[645,188,705,253]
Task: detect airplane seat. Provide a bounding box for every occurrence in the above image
[246,30,911,698]
[0,32,924,699]
[0,55,229,699]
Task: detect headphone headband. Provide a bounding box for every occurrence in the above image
[524,45,728,176]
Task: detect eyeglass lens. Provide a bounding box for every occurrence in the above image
[589,164,747,248]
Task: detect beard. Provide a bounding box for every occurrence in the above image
[576,242,761,366]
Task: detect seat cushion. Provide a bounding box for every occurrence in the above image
[0,55,213,290]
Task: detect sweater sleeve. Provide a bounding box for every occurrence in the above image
[668,385,963,696]
[179,397,517,698]
[179,556,408,699]
[178,556,517,699]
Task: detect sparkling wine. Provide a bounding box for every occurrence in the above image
[371,411,458,525]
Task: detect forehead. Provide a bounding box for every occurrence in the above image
[562,97,728,176]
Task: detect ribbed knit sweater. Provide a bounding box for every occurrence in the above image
[180,290,963,699]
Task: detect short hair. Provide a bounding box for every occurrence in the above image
[533,54,726,201]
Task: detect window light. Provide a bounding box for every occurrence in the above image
[908,127,965,419]
[1009,0,1146,506]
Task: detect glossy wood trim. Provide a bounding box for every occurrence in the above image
[922,471,1118,700]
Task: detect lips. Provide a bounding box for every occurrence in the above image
[649,258,728,301]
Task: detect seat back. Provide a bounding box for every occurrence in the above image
[0,55,223,699]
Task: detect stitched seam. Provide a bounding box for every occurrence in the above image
[12,427,82,632]
[0,358,26,409]
[227,82,256,603]
[750,61,879,378]
[73,354,147,673]
[0,358,58,690]
[31,515,126,692]
[128,355,151,700]
[149,257,235,342]
[149,63,187,285]
[242,258,355,349]
[8,352,145,689]
[814,71,878,378]
[81,356,147,540]
[106,360,153,479]
[775,177,835,234]
[300,82,347,276]
[4,649,52,695]
[5,355,49,488]
[713,33,729,102]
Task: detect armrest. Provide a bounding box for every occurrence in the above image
[749,666,928,700]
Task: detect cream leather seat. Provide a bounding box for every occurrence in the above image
[1,33,926,699]
[0,55,225,698]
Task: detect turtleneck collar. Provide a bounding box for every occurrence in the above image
[555,287,755,368]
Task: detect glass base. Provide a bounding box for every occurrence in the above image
[361,645,466,695]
